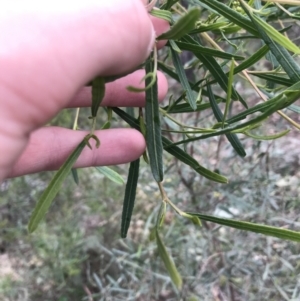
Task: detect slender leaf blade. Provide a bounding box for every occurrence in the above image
[71,168,79,185]
[223,59,235,127]
[91,77,105,117]
[206,45,269,87]
[188,212,300,242]
[111,108,228,184]
[162,137,228,183]
[170,46,197,110]
[250,73,292,86]
[207,84,246,157]
[176,41,245,60]
[240,1,300,83]
[156,230,182,289]
[150,9,173,23]
[196,0,258,35]
[250,10,300,54]
[145,56,164,182]
[121,159,140,238]
[157,8,200,40]
[96,166,124,185]
[28,139,87,233]
[183,35,239,101]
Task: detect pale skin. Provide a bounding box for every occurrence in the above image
[0,0,169,182]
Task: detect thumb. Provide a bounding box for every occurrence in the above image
[0,0,155,131]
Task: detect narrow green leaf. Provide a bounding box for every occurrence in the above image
[157,8,200,40]
[223,59,235,127]
[156,230,182,289]
[245,129,290,140]
[158,61,230,109]
[111,107,228,184]
[166,97,284,147]
[150,9,173,23]
[250,73,292,86]
[101,121,111,130]
[188,213,300,242]
[183,36,239,101]
[28,139,87,233]
[170,46,197,110]
[265,42,300,83]
[207,84,246,157]
[176,41,245,60]
[235,44,269,72]
[71,169,79,185]
[91,77,105,117]
[95,166,124,185]
[162,137,228,183]
[240,1,300,83]
[158,61,215,100]
[288,104,300,114]
[206,45,269,87]
[196,0,258,36]
[249,9,300,54]
[164,100,221,114]
[227,81,300,124]
[121,159,140,238]
[156,201,167,229]
[145,56,164,182]
[169,40,182,53]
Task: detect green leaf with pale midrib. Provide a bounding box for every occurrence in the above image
[207,84,246,157]
[175,41,245,60]
[157,8,200,40]
[111,108,228,184]
[205,45,269,86]
[170,46,197,111]
[28,139,86,233]
[196,0,258,36]
[182,35,240,101]
[250,10,300,54]
[226,81,300,124]
[165,96,285,147]
[240,0,300,83]
[71,169,79,185]
[145,56,164,182]
[162,137,228,183]
[156,230,182,289]
[96,166,124,185]
[250,73,292,87]
[121,159,140,238]
[91,77,105,117]
[163,101,217,114]
[188,212,300,242]
[150,9,173,23]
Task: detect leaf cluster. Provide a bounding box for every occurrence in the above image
[28,0,300,291]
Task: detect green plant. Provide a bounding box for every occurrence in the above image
[27,0,300,290]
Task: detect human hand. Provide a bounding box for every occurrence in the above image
[0,0,169,182]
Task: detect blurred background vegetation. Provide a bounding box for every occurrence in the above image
[1,0,300,300]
